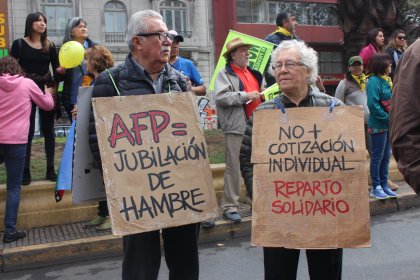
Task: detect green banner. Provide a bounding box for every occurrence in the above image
[261,83,281,101]
[209,30,275,91]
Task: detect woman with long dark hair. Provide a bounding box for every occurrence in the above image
[0,56,54,242]
[359,28,385,74]
[10,12,60,184]
[60,17,96,121]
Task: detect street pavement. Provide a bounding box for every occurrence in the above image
[3,207,420,280]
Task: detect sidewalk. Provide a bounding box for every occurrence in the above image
[1,181,419,272]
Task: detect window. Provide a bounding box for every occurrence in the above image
[237,0,338,26]
[319,52,343,74]
[41,0,73,36]
[104,1,127,43]
[160,0,191,38]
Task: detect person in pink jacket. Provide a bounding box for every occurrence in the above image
[359,28,385,75]
[0,56,54,243]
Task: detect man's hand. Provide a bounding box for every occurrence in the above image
[247,91,261,101]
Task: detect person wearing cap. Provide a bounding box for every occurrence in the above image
[264,12,301,87]
[168,30,206,96]
[335,56,370,150]
[215,37,263,222]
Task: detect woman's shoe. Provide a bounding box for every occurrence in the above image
[46,166,57,181]
[388,179,399,191]
[83,215,107,229]
[22,168,31,185]
[3,231,27,243]
[95,217,111,231]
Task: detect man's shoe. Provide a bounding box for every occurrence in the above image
[383,187,398,198]
[223,212,241,223]
[202,219,216,229]
[46,166,57,182]
[95,217,111,231]
[22,168,31,185]
[3,231,27,243]
[370,186,388,200]
[83,215,107,229]
[388,179,399,191]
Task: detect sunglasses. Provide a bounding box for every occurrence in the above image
[397,36,406,40]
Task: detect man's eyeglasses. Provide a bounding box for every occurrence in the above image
[136,31,172,41]
[397,36,406,40]
[272,60,306,70]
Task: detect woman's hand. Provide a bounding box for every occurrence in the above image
[56,67,66,74]
[71,105,78,120]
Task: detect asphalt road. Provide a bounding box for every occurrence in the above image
[3,207,420,280]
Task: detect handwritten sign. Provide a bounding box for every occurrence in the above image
[209,30,275,91]
[92,92,218,236]
[251,106,370,248]
[73,87,105,203]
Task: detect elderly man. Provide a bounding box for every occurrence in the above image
[168,30,206,96]
[264,12,301,87]
[240,40,343,280]
[88,10,197,280]
[215,37,262,223]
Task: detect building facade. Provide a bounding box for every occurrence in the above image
[213,0,344,94]
[6,0,215,91]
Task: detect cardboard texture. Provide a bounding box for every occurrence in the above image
[251,106,371,249]
[73,87,106,203]
[92,92,218,236]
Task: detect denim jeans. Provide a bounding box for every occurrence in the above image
[0,143,27,234]
[370,132,391,188]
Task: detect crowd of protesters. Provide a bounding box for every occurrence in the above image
[0,7,417,280]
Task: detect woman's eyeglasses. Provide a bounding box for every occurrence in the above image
[272,60,306,70]
[397,36,406,40]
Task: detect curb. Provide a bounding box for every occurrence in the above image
[1,182,419,272]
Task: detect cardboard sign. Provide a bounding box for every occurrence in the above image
[73,87,106,203]
[209,30,275,91]
[251,106,371,249]
[92,92,218,236]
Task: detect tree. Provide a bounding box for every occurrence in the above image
[335,0,419,60]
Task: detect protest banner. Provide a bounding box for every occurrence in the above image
[261,83,281,101]
[92,92,219,236]
[72,87,106,203]
[209,30,275,91]
[251,106,371,249]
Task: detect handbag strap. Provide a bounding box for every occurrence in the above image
[106,68,121,96]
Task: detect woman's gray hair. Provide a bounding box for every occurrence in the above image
[126,10,163,51]
[270,40,319,85]
[63,17,87,43]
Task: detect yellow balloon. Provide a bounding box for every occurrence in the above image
[59,41,85,69]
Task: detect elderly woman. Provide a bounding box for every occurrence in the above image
[240,40,343,280]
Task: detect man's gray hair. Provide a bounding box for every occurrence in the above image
[270,40,318,85]
[126,10,163,51]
